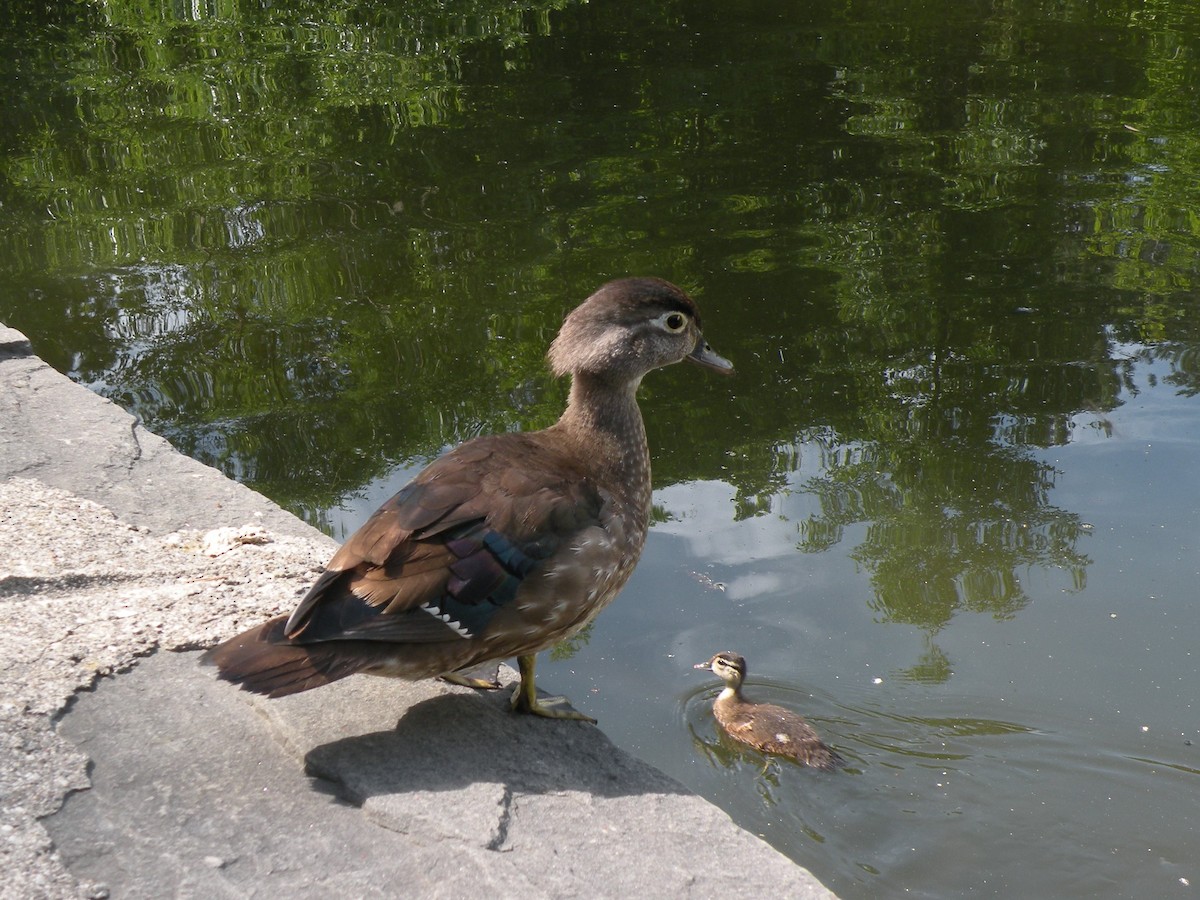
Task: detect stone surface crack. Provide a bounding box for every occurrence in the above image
[486,786,514,852]
[128,418,143,464]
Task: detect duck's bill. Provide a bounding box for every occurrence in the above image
[693,662,713,670]
[688,336,735,374]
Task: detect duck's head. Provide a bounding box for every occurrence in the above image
[694,651,747,687]
[548,277,734,383]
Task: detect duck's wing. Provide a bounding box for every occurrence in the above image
[283,435,605,646]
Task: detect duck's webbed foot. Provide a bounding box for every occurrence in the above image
[509,654,597,724]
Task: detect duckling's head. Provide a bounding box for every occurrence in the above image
[694,651,748,693]
[548,277,734,383]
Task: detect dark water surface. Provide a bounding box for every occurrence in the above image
[3,1,1199,895]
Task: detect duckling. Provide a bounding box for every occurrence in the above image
[694,652,844,770]
[203,277,733,722]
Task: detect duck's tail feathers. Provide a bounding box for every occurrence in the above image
[808,744,847,772]
[201,616,368,698]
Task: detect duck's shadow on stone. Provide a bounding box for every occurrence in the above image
[294,679,685,806]
[293,684,689,847]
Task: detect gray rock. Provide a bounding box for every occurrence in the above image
[0,329,323,539]
[51,651,830,898]
[0,327,836,898]
[0,324,32,355]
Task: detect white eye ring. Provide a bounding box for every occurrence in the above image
[657,311,689,333]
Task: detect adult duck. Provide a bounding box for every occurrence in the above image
[205,277,733,722]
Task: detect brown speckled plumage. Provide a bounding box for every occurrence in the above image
[694,651,844,770]
[203,278,733,720]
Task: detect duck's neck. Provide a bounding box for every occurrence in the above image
[554,372,651,509]
[717,683,742,703]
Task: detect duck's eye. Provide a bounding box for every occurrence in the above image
[664,312,687,332]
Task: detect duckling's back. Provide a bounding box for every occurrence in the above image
[714,694,844,771]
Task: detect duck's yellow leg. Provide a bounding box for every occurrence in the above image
[510,654,596,724]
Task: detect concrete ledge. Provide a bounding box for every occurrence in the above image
[0,326,836,898]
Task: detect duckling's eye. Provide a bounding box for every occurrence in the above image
[664,312,687,332]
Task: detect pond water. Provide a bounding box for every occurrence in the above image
[3,1,1199,896]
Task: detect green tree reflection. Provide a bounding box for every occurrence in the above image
[2,0,1200,639]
